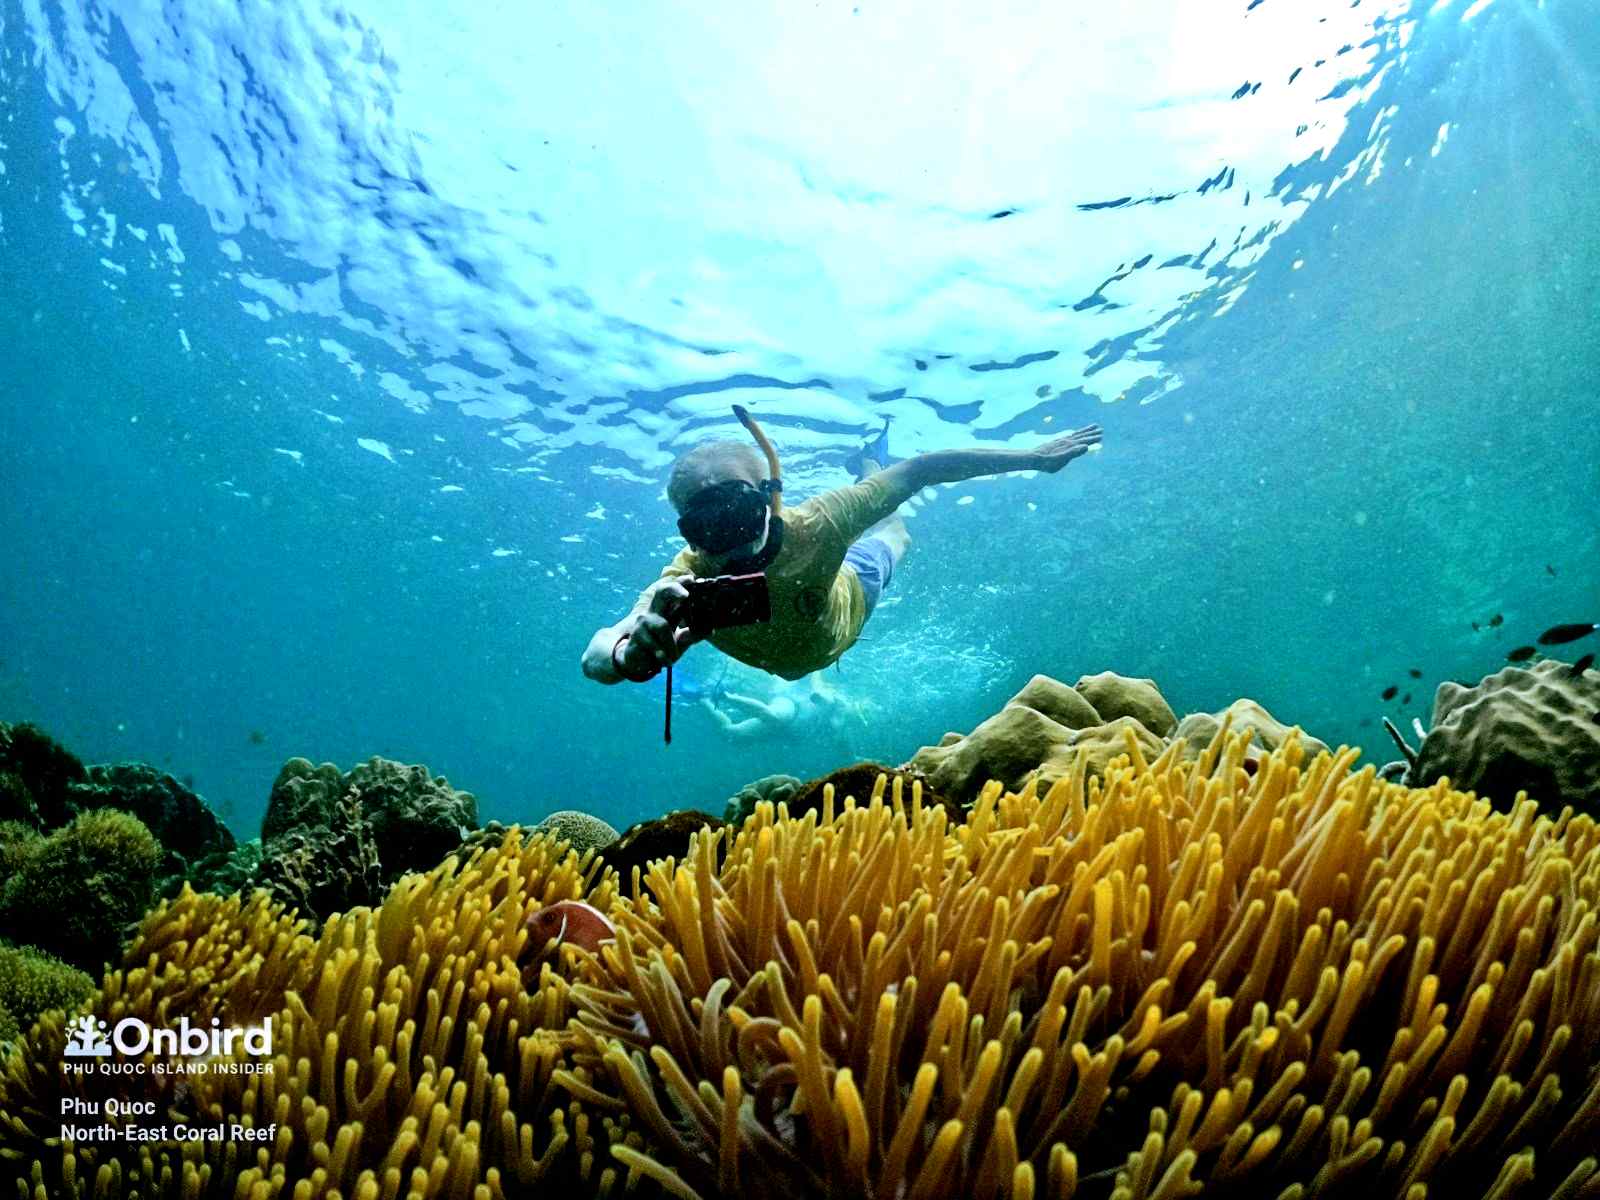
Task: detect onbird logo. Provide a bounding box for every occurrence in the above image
[64,1015,113,1057]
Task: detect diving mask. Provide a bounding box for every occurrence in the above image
[677,478,780,553]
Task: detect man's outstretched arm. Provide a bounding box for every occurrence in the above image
[874,424,1102,507]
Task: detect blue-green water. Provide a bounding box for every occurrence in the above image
[1,0,1595,839]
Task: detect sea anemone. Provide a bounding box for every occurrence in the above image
[563,729,1600,1198]
[5,727,1599,1198]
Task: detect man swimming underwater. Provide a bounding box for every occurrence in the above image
[581,408,1102,686]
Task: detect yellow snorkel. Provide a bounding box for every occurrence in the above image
[732,404,783,514]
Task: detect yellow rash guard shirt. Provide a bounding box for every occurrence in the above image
[639,476,901,680]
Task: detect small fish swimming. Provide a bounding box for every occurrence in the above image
[1381,686,1398,701]
[1408,668,1422,679]
[1536,622,1598,646]
[1472,621,1481,632]
[1489,614,1504,628]
[247,729,266,746]
[1402,692,1412,705]
[1507,646,1537,663]
[1546,564,1557,576]
[1571,652,1595,676]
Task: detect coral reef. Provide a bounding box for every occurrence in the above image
[910,674,1333,808]
[262,755,479,882]
[250,786,384,922]
[906,672,1179,804]
[0,809,162,972]
[1071,670,1178,737]
[1172,698,1331,764]
[537,809,621,855]
[0,831,627,1198]
[0,721,87,830]
[5,718,1599,1198]
[0,941,94,1047]
[597,810,726,898]
[564,730,1600,1199]
[786,761,963,826]
[723,774,803,826]
[64,763,235,888]
[1409,658,1600,811]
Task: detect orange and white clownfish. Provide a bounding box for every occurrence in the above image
[524,899,616,960]
[522,900,649,1037]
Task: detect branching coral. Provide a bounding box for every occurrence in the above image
[561,730,1600,1199]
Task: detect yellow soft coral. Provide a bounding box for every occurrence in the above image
[5,728,1600,1199]
[563,728,1600,1199]
[0,829,629,1199]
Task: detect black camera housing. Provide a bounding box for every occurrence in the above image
[680,573,771,635]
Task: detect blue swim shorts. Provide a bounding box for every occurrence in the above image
[843,535,897,618]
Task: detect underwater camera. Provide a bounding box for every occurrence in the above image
[679,572,770,635]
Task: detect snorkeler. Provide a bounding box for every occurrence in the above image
[581,407,1102,686]
[701,674,872,750]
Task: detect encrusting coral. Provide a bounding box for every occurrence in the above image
[5,721,1600,1198]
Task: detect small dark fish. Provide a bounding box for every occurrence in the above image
[1471,621,1480,632]
[1489,614,1504,628]
[181,774,195,789]
[1572,653,1595,676]
[1536,622,1598,646]
[1408,668,1422,679]
[1402,693,1412,705]
[248,729,266,746]
[1381,686,1398,701]
[1507,645,1537,662]
[1546,564,1557,576]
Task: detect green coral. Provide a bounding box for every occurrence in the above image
[0,940,94,1046]
[0,722,87,829]
[532,809,618,855]
[0,809,162,972]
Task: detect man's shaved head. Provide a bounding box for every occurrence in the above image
[667,441,764,512]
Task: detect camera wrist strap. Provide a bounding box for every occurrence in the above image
[663,662,673,744]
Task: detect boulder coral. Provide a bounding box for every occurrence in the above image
[64,763,235,889]
[1173,700,1332,765]
[4,726,1599,1197]
[907,672,1179,803]
[536,810,622,856]
[723,775,803,826]
[264,756,479,878]
[0,942,94,1048]
[0,808,162,972]
[1409,659,1600,812]
[0,721,87,831]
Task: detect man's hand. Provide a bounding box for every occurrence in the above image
[1030,424,1102,473]
[618,581,696,676]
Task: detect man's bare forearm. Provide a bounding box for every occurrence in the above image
[879,447,1043,502]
